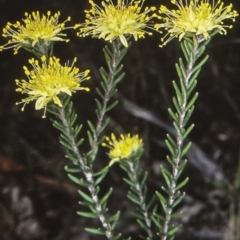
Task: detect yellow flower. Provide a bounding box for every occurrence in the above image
[15,56,90,118]
[154,0,238,46]
[102,133,143,166]
[0,11,77,54]
[77,0,157,47]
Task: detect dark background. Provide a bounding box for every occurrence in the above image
[0,0,240,239]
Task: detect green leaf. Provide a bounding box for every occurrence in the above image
[110,212,120,230]
[113,233,122,240]
[116,47,128,66]
[95,170,108,185]
[60,133,71,144]
[96,87,104,99]
[60,139,73,151]
[108,211,120,224]
[77,211,97,218]
[70,113,77,126]
[196,45,206,59]
[172,194,185,208]
[192,55,209,74]
[183,124,194,139]
[136,218,146,229]
[67,174,86,187]
[181,142,192,157]
[128,185,140,196]
[161,165,172,189]
[73,124,83,138]
[126,170,135,183]
[103,49,112,70]
[172,96,181,114]
[113,72,125,87]
[108,88,117,99]
[87,130,93,145]
[152,214,163,229]
[78,189,94,203]
[183,36,193,45]
[161,186,170,195]
[53,121,65,134]
[172,81,182,105]
[76,138,84,147]
[156,191,168,213]
[175,63,183,81]
[140,171,148,187]
[94,166,109,177]
[187,79,198,98]
[171,210,182,218]
[173,121,182,136]
[123,178,136,188]
[127,191,140,205]
[186,92,198,111]
[179,58,186,79]
[132,211,145,221]
[105,45,113,57]
[183,106,195,126]
[152,212,164,221]
[147,195,156,209]
[113,64,124,77]
[63,96,71,108]
[166,134,176,148]
[176,177,189,191]
[183,40,192,55]
[95,98,102,111]
[64,166,80,173]
[168,225,181,236]
[99,67,109,84]
[165,139,174,156]
[65,152,78,163]
[97,118,109,135]
[78,200,94,206]
[179,75,187,104]
[85,227,105,235]
[176,159,188,179]
[166,155,174,166]
[168,108,178,122]
[100,188,113,205]
[106,100,118,112]
[181,42,189,62]
[86,147,99,164]
[87,120,96,134]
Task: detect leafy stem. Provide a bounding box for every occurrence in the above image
[48,97,119,240]
[88,38,127,162]
[93,39,120,143]
[125,159,153,239]
[154,35,211,240]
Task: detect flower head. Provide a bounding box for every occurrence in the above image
[102,133,143,166]
[77,0,157,47]
[154,0,238,46]
[16,56,90,118]
[0,11,77,54]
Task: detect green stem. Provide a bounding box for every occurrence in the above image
[126,159,153,239]
[58,106,114,240]
[91,38,123,152]
[161,37,199,240]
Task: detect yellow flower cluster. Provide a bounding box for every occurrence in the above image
[77,0,157,47]
[102,134,143,166]
[16,56,90,118]
[0,11,76,54]
[154,0,238,46]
